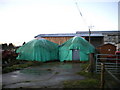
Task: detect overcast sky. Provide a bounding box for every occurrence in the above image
[0,0,119,46]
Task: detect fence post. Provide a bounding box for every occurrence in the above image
[85,53,94,73]
[100,63,105,88]
[89,53,94,73]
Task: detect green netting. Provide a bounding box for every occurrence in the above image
[59,36,95,61]
[16,38,59,62]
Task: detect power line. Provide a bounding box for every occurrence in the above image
[75,1,94,43]
[75,2,83,17]
[75,1,88,28]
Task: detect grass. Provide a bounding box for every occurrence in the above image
[63,62,101,88]
[64,78,99,88]
[80,62,90,71]
[2,61,43,73]
[55,72,59,74]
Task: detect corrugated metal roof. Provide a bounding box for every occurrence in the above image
[76,30,120,34]
[77,33,103,36]
[34,33,76,38]
[35,33,103,38]
[34,30,119,38]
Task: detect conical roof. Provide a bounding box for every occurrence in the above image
[16,38,58,62]
[60,36,95,54]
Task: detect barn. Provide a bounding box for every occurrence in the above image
[35,31,120,48]
[34,33,75,45]
[16,38,59,62]
[59,36,95,62]
[34,31,104,47]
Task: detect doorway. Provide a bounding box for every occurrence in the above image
[72,49,80,60]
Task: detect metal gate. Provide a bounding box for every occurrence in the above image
[96,54,120,74]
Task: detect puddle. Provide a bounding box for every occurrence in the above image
[13,71,20,74]
[11,75,18,77]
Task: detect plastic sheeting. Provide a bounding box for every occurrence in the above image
[59,36,95,61]
[16,38,58,62]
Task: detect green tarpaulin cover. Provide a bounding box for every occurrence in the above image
[16,38,58,62]
[59,36,95,61]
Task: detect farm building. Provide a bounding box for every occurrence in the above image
[76,31,104,47]
[16,38,59,62]
[59,36,95,62]
[35,33,75,45]
[76,30,120,47]
[96,43,116,55]
[34,31,104,47]
[35,30,119,48]
[96,43,117,58]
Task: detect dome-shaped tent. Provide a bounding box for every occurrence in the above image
[16,38,58,62]
[59,36,95,61]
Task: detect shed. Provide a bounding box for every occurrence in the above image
[96,43,116,57]
[16,38,59,62]
[59,36,95,62]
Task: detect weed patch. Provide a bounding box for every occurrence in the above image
[63,63,100,88]
[64,78,99,88]
[2,61,43,73]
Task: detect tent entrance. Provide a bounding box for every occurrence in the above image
[72,49,80,60]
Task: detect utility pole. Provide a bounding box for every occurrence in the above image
[88,25,94,73]
[88,25,94,43]
[89,28,91,43]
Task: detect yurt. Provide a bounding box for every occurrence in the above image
[16,38,58,62]
[59,36,95,62]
